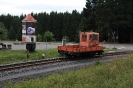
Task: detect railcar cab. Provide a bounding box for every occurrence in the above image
[79,32,99,47]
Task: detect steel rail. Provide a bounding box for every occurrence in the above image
[102,51,132,57]
[0,57,68,72]
[0,51,132,72]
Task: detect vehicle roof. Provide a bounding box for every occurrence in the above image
[80,32,99,34]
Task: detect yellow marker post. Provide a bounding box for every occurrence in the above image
[42,54,45,59]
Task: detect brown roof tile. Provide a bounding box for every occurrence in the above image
[22,14,37,22]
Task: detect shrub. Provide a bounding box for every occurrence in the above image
[43,31,55,42]
[63,36,69,42]
[37,34,43,42]
[95,59,101,65]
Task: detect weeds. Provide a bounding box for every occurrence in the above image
[6,54,133,88]
[95,59,101,65]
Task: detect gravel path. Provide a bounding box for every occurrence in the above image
[1,42,133,51]
[100,43,133,51]
[1,42,62,50]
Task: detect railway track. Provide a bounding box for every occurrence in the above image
[102,51,132,56]
[0,51,132,72]
[0,57,69,72]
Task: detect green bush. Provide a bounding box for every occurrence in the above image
[37,34,43,42]
[63,36,69,42]
[43,31,55,42]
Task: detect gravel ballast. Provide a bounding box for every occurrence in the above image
[0,54,128,88]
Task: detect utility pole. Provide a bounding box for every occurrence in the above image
[112,31,115,48]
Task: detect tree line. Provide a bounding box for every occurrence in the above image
[0,0,133,43]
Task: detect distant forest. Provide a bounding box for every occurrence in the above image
[0,0,133,43]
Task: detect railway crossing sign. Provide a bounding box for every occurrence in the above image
[112,31,115,40]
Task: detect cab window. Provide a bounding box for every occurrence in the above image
[90,34,98,40]
[82,34,87,41]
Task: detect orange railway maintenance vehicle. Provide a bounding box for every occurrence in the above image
[58,32,104,58]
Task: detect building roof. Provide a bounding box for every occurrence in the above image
[22,14,37,22]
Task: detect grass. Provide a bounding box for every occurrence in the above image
[5,54,133,88]
[0,46,116,65]
[0,40,116,65]
[0,48,61,64]
[103,47,117,53]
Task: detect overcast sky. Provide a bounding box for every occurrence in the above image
[0,0,86,16]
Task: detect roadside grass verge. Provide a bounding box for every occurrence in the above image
[6,54,133,88]
[0,48,61,64]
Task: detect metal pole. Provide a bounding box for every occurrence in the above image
[46,39,47,58]
[114,37,115,48]
[112,31,115,48]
